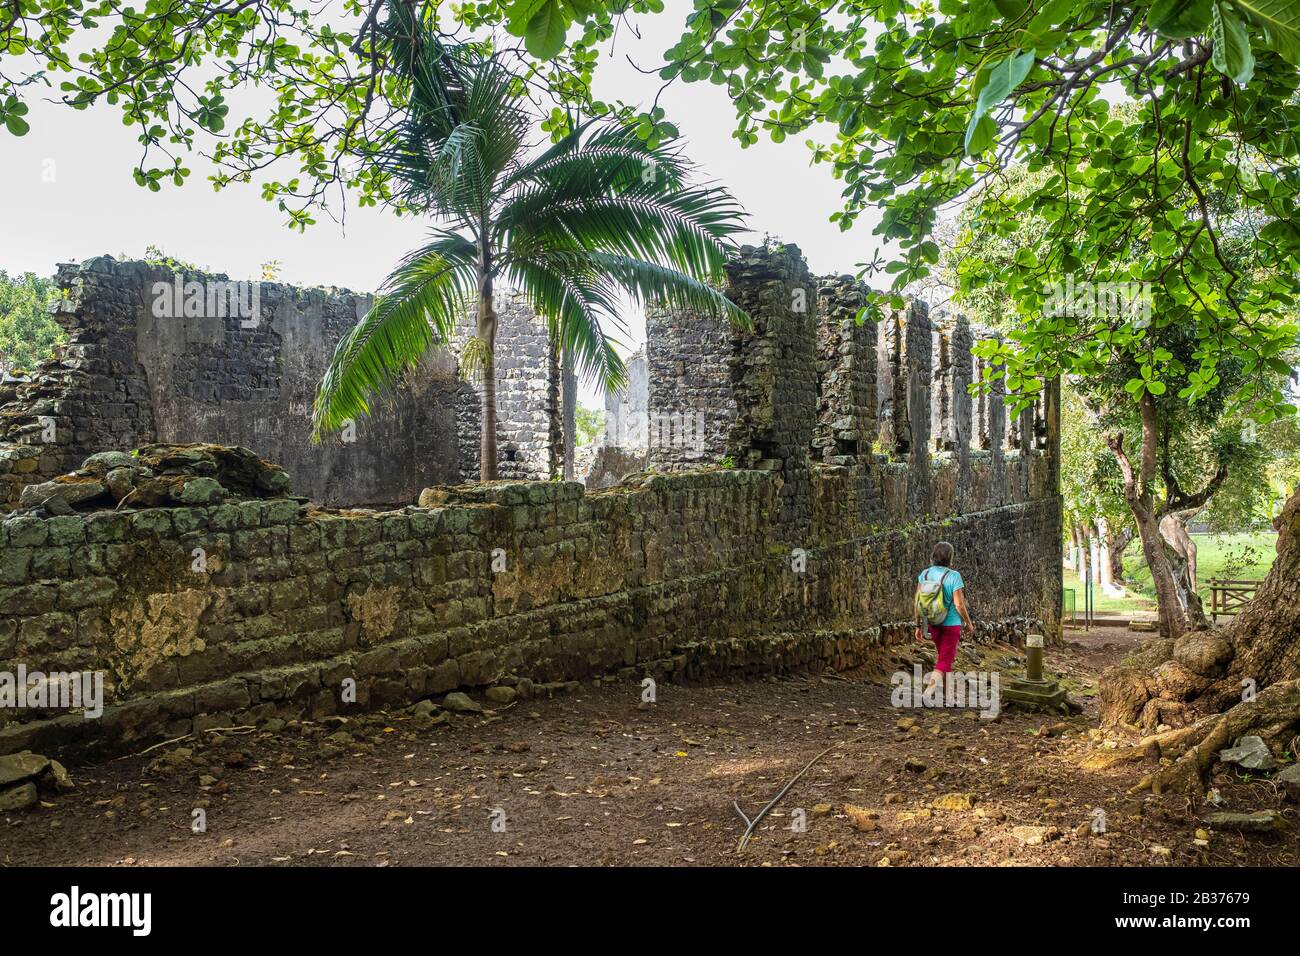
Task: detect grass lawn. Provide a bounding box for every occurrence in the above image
[1063,531,1279,619]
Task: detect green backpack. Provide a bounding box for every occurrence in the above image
[915,569,953,625]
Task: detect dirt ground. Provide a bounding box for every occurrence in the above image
[3,625,1297,867]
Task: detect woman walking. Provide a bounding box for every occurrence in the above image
[914,541,974,694]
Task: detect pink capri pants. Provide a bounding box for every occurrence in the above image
[928,624,962,673]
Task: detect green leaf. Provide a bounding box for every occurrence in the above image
[1148,0,1214,38]
[1233,0,1300,66]
[503,0,550,36]
[964,49,1034,155]
[524,1,570,60]
[1,95,29,136]
[993,0,1029,17]
[964,114,997,155]
[1211,2,1256,84]
[973,49,1036,120]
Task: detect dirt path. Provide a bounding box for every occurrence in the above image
[3,625,1297,867]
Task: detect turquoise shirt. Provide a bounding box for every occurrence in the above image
[918,565,965,626]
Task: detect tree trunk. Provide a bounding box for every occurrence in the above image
[1156,508,1210,632]
[1159,509,1199,590]
[1106,395,1190,640]
[477,275,498,482]
[546,345,562,480]
[1098,484,1300,793]
[1107,524,1132,585]
[1204,488,1300,705]
[561,350,577,481]
[1134,502,1187,638]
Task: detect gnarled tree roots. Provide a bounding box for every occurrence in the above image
[1128,678,1300,795]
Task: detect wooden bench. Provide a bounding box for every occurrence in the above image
[1207,578,1263,622]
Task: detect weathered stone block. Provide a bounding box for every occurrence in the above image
[4,516,47,548]
[84,511,130,542]
[130,510,174,537]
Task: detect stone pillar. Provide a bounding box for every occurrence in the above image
[950,317,974,452]
[948,315,975,509]
[725,243,818,531]
[933,326,951,454]
[980,331,1008,504]
[1007,408,1018,450]
[1045,374,1062,492]
[644,303,735,470]
[813,275,876,465]
[877,309,900,452]
[902,299,932,514]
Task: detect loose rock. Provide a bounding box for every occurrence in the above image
[1278,764,1300,802]
[1204,810,1288,834]
[932,792,977,812]
[1218,735,1276,772]
[441,692,482,714]
[0,751,50,787]
[0,782,38,811]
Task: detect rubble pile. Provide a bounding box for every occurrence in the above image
[14,443,292,515]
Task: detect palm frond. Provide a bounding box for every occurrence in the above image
[503,252,630,390]
[380,16,529,218]
[578,251,748,326]
[498,185,746,280]
[312,231,478,440]
[458,334,489,383]
[494,120,749,388]
[502,120,690,198]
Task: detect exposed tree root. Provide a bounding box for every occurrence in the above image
[1138,720,1212,758]
[1078,719,1211,771]
[1130,679,1300,795]
[1095,485,1300,795]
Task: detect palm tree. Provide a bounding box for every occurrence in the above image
[312,8,747,480]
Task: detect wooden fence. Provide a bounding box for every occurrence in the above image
[1207,578,1263,622]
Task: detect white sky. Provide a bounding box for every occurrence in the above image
[0,3,890,404]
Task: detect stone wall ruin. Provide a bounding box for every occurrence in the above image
[0,257,572,510]
[635,244,1059,516]
[0,244,1062,759]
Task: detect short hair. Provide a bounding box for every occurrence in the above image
[932,541,954,567]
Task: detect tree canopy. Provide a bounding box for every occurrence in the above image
[8,1,1300,419]
[0,271,63,375]
[0,0,676,227]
